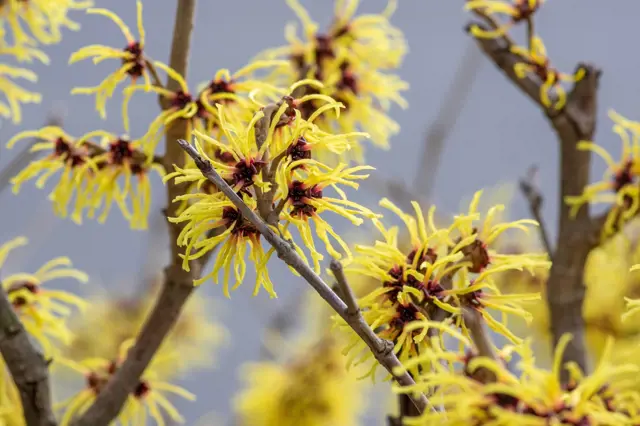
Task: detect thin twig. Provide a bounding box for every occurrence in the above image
[526,17,535,51]
[144,59,165,90]
[468,21,601,379]
[0,284,56,426]
[329,260,359,316]
[519,165,553,255]
[177,138,434,414]
[72,1,199,425]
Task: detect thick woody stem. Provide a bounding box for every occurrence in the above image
[72,1,200,425]
[0,285,56,426]
[468,20,601,379]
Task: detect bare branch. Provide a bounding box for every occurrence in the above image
[177,138,434,414]
[468,22,602,378]
[0,284,56,426]
[329,260,359,316]
[73,1,199,425]
[519,165,553,255]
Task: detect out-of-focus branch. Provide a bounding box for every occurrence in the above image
[177,138,433,414]
[519,165,553,255]
[0,284,56,426]
[367,44,482,211]
[468,21,601,379]
[413,43,482,200]
[73,1,199,425]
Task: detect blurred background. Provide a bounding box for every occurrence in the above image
[0,0,638,423]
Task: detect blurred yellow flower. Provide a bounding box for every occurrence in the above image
[7,126,161,228]
[234,336,366,426]
[256,0,408,163]
[55,340,194,426]
[0,0,91,47]
[64,276,226,377]
[0,48,45,124]
[0,236,88,355]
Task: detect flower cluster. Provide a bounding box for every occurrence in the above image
[465,1,584,110]
[7,127,163,229]
[0,0,90,124]
[165,93,378,298]
[566,110,640,238]
[55,340,195,426]
[234,336,366,426]
[394,326,640,425]
[256,0,408,163]
[334,191,548,378]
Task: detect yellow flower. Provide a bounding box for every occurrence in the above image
[396,332,637,425]
[278,0,406,70]
[333,198,450,377]
[169,189,276,298]
[8,126,160,227]
[196,60,291,131]
[329,0,406,69]
[63,275,226,376]
[566,110,640,237]
[0,0,91,47]
[446,189,545,274]
[255,0,408,163]
[301,60,408,160]
[334,195,547,378]
[69,1,151,119]
[234,336,366,426]
[123,60,208,155]
[273,157,379,272]
[165,93,375,295]
[0,236,88,355]
[83,132,164,229]
[466,0,544,39]
[510,36,585,109]
[0,47,46,124]
[55,340,195,426]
